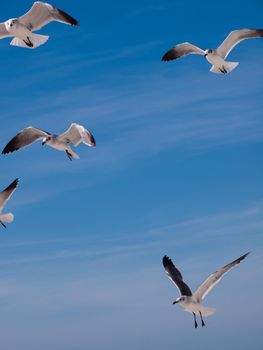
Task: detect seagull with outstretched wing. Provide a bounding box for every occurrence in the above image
[0,179,19,228]
[2,123,96,161]
[163,252,250,328]
[0,1,79,49]
[162,29,263,74]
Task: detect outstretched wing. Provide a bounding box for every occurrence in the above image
[0,23,11,38]
[216,29,263,59]
[0,179,19,211]
[59,123,96,147]
[19,1,79,31]
[2,127,49,154]
[162,42,205,61]
[162,256,192,296]
[193,252,250,302]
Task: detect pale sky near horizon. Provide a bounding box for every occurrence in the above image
[0,1,262,349]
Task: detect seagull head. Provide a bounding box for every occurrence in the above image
[204,49,213,57]
[6,18,18,29]
[173,296,185,305]
[42,137,50,146]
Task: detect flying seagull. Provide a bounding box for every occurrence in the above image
[162,253,250,328]
[2,123,96,161]
[0,1,79,49]
[0,179,19,228]
[162,29,263,74]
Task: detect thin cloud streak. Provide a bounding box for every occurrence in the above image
[1,200,262,268]
[1,61,262,200]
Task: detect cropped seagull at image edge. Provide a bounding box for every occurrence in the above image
[162,29,263,74]
[2,123,96,161]
[0,179,19,229]
[0,1,79,49]
[162,253,250,328]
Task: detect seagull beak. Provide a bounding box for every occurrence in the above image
[173,300,178,304]
[42,141,46,146]
[204,53,207,57]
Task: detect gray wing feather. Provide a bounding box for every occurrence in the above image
[216,29,263,59]
[2,127,49,154]
[59,123,96,147]
[19,1,79,31]
[0,23,11,38]
[193,252,250,302]
[163,256,192,296]
[0,179,19,211]
[162,42,205,61]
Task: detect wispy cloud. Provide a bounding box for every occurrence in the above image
[0,201,262,350]
[1,53,262,205]
[1,200,262,269]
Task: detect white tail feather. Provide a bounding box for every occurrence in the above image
[67,149,80,159]
[210,61,239,74]
[10,34,49,49]
[0,213,14,223]
[201,306,216,316]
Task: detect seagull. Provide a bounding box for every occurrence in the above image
[162,252,250,328]
[0,1,79,49]
[162,29,263,74]
[2,123,96,161]
[0,179,19,228]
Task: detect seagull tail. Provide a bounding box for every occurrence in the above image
[0,213,14,223]
[68,149,80,160]
[210,61,239,74]
[201,306,216,316]
[10,34,49,49]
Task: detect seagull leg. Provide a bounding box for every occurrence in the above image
[65,150,72,161]
[199,312,205,327]
[193,312,198,328]
[23,37,34,48]
[219,67,226,74]
[0,221,7,229]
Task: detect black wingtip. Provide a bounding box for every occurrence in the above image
[2,136,20,154]
[2,178,19,193]
[162,255,172,267]
[239,252,251,261]
[2,146,19,155]
[161,49,178,62]
[57,7,80,26]
[9,178,19,189]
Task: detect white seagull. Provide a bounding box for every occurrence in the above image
[162,29,263,74]
[163,252,250,328]
[0,179,19,228]
[2,123,96,161]
[0,1,79,49]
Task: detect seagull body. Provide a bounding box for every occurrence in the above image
[0,179,19,228]
[0,1,79,49]
[162,253,249,328]
[2,123,96,161]
[162,29,263,74]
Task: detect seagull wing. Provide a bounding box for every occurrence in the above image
[163,256,192,296]
[0,179,19,211]
[19,1,79,31]
[162,42,205,61]
[0,23,11,38]
[216,29,263,59]
[2,127,50,154]
[193,252,250,302]
[59,123,96,147]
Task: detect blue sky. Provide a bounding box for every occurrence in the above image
[0,0,262,349]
